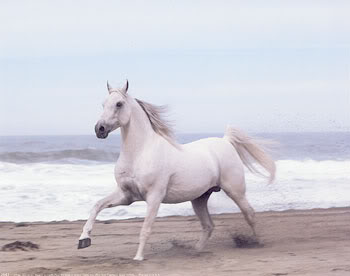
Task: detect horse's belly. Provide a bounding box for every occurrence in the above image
[162,186,202,203]
[163,180,218,203]
[163,188,204,203]
[163,159,219,203]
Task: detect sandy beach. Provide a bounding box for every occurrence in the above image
[1,207,349,276]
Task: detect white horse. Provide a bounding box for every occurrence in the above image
[78,80,276,261]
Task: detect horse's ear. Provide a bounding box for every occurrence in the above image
[122,79,129,94]
[107,81,113,94]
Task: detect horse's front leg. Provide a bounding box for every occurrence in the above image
[133,192,164,261]
[78,187,131,249]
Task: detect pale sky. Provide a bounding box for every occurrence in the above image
[0,0,349,135]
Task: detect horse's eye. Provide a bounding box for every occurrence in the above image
[116,102,123,108]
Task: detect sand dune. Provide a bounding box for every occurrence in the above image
[1,207,350,275]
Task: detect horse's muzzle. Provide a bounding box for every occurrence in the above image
[95,122,109,139]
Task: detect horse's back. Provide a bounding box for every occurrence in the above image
[183,137,242,165]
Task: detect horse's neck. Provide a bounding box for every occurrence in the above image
[120,100,155,159]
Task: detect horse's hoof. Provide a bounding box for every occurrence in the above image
[78,238,91,249]
[133,256,144,261]
[195,243,205,252]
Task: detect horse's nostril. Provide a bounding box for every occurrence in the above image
[99,126,105,132]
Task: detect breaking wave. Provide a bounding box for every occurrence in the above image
[0,149,118,164]
[1,159,349,222]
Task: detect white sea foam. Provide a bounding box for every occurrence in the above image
[0,159,349,222]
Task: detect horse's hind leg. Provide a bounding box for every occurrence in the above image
[191,191,214,251]
[233,195,257,237]
[78,188,131,249]
[221,179,257,237]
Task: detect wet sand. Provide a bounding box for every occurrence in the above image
[1,207,350,276]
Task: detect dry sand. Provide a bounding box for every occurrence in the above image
[1,207,350,276]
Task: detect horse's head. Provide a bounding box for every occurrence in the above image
[95,80,131,139]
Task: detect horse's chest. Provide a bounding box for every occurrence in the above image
[114,167,139,194]
[114,164,158,200]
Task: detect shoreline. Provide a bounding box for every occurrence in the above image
[1,207,350,275]
[2,206,350,224]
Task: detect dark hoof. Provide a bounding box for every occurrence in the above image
[78,238,91,249]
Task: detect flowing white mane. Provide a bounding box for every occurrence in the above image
[135,98,177,145]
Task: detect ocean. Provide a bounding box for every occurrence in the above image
[0,132,349,222]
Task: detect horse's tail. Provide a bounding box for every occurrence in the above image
[224,126,276,184]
